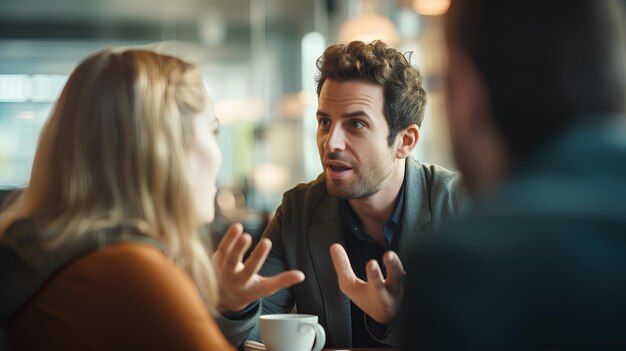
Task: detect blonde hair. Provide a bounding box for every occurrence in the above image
[0,49,219,310]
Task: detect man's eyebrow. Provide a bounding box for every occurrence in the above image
[316,110,330,117]
[341,111,371,119]
[316,110,372,119]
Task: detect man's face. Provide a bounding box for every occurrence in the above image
[316,79,398,199]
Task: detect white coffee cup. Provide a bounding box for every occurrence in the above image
[259,314,326,351]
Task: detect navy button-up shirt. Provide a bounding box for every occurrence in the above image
[339,180,405,347]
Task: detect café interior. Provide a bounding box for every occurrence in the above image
[0,0,454,239]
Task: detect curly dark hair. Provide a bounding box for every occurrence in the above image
[315,40,427,146]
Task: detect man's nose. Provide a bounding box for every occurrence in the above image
[324,124,346,152]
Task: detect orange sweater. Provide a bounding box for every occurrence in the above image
[8,243,235,351]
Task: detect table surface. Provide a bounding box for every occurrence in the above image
[324,349,396,350]
[244,347,396,351]
[243,339,397,351]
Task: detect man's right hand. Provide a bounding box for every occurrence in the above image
[212,223,305,313]
[330,243,405,325]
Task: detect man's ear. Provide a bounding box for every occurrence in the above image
[395,124,419,159]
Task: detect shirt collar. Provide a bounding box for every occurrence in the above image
[388,177,406,228]
[340,178,406,248]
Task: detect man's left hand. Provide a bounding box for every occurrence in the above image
[329,243,405,325]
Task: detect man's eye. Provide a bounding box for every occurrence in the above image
[350,120,365,129]
[318,118,331,127]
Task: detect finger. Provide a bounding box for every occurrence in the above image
[258,270,305,297]
[330,243,360,288]
[225,232,252,269]
[365,260,397,325]
[213,224,243,268]
[216,223,244,256]
[211,251,222,267]
[242,238,272,277]
[383,251,405,288]
[365,259,386,293]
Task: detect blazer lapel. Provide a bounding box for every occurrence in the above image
[398,157,432,260]
[308,193,352,346]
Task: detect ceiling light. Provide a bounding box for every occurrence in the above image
[412,0,451,16]
[338,13,400,46]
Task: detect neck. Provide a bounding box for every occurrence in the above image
[348,158,406,244]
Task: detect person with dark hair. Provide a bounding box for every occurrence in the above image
[402,0,626,349]
[217,40,465,348]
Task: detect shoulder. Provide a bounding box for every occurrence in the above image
[414,159,463,194]
[7,243,234,350]
[406,202,626,341]
[57,243,235,349]
[280,174,330,210]
[406,158,466,220]
[413,207,590,273]
[76,242,173,271]
[68,243,199,301]
[55,243,212,321]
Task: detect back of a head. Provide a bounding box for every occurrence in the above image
[446,0,626,164]
[3,50,202,258]
[22,50,205,240]
[0,48,221,307]
[315,40,427,145]
[0,48,220,308]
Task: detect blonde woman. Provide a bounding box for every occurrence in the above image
[0,49,236,350]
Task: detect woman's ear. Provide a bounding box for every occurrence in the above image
[395,124,419,159]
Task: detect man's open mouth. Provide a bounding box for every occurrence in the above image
[329,165,351,172]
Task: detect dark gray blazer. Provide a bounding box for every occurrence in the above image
[218,156,464,348]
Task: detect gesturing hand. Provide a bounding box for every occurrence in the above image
[330,243,405,325]
[212,223,305,313]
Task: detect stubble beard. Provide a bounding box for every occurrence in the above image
[326,176,378,200]
[325,161,394,200]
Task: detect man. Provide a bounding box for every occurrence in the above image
[402,0,626,349]
[215,40,464,348]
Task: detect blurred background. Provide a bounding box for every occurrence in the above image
[0,0,454,237]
